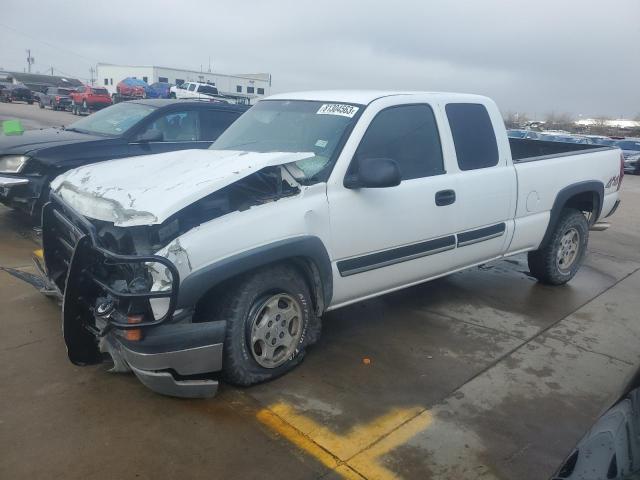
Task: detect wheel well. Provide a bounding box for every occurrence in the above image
[563,191,599,218]
[539,182,603,249]
[192,257,327,323]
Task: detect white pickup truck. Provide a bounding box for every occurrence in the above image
[39,90,623,398]
[169,81,229,103]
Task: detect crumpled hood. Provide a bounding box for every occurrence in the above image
[50,149,312,227]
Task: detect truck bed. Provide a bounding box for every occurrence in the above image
[509,137,610,163]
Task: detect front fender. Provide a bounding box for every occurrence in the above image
[176,236,333,310]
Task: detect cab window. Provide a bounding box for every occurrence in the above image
[446,103,499,170]
[354,104,444,180]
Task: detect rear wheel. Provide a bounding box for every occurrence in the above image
[528,208,589,285]
[212,264,317,386]
[38,100,44,109]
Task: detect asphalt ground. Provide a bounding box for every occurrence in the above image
[1,101,640,479]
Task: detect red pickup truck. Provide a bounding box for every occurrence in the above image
[70,86,112,115]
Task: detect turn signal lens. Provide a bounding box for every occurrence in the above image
[125,314,143,341]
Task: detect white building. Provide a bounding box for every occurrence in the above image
[96,63,271,104]
[575,118,640,130]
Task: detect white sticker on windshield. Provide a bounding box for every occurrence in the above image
[315,139,328,148]
[317,104,359,118]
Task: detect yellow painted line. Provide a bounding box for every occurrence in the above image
[256,407,365,480]
[269,402,423,460]
[258,402,433,480]
[349,410,433,480]
[33,249,44,260]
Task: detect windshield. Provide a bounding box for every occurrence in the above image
[507,130,527,138]
[591,137,616,146]
[68,102,156,136]
[616,140,640,151]
[211,100,363,182]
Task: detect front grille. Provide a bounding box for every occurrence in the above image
[42,195,93,291]
[43,193,180,329]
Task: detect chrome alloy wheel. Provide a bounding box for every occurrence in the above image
[248,293,303,369]
[557,227,580,271]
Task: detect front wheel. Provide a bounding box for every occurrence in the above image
[38,100,44,109]
[528,208,589,285]
[213,264,319,386]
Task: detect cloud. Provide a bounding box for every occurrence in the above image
[1,0,638,116]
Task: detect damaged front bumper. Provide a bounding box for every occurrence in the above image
[101,322,224,398]
[41,193,224,398]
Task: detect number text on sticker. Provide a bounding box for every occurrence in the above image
[317,104,359,118]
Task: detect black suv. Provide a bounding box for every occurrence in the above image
[0,82,34,104]
[0,99,249,220]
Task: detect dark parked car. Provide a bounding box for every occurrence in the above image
[0,82,34,104]
[0,99,249,220]
[37,86,74,111]
[616,139,640,174]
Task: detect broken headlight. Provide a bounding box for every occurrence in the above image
[0,155,29,173]
[147,261,173,320]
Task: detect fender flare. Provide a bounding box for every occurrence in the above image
[540,180,604,247]
[176,236,333,311]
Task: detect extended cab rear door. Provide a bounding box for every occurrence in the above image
[438,99,517,268]
[326,95,460,307]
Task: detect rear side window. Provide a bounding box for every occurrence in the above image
[355,104,444,180]
[199,109,241,141]
[446,103,499,170]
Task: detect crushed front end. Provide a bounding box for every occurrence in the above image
[40,193,224,398]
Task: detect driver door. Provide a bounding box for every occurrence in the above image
[327,101,458,306]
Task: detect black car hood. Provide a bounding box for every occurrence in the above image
[0,128,107,155]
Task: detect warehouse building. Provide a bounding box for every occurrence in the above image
[96,63,271,104]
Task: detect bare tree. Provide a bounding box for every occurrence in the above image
[544,112,574,131]
[503,111,529,128]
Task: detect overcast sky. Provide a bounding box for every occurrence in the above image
[1,0,639,118]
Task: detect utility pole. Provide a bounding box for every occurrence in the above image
[208,56,212,73]
[50,66,54,76]
[89,66,95,85]
[26,49,34,73]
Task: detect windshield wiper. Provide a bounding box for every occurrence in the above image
[219,140,259,150]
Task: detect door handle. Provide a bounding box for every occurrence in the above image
[435,189,456,206]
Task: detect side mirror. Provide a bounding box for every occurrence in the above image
[344,157,401,189]
[135,129,163,143]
